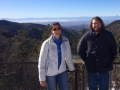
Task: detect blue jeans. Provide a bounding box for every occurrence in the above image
[46,71,68,90]
[88,72,109,90]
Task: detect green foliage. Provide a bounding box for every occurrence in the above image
[41,24,51,42]
[69,29,78,54]
[79,26,86,39]
[69,26,86,54]
[106,20,120,34]
[0,29,12,62]
[0,20,120,89]
[114,30,120,62]
[9,30,40,62]
[38,24,51,49]
[0,29,41,89]
[115,30,120,44]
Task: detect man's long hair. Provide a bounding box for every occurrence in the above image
[89,16,106,30]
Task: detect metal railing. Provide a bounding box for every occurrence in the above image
[0,61,85,90]
[0,61,120,90]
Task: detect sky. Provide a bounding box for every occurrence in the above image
[0,0,120,19]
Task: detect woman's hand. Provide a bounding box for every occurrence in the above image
[70,68,76,71]
[40,81,46,87]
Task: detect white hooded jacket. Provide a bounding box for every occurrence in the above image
[38,35,74,81]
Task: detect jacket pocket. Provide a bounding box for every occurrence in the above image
[101,57,113,71]
[102,58,109,67]
[85,58,95,71]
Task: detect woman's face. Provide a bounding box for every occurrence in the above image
[51,24,61,39]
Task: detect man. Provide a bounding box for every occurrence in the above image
[77,16,117,90]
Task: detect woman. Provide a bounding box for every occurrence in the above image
[38,22,75,90]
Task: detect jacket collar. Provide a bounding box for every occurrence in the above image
[48,35,68,43]
[91,29,103,36]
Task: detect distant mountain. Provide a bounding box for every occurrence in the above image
[0,20,74,40]
[0,20,45,39]
[1,16,120,26]
[106,20,120,34]
[1,19,119,41]
[2,16,120,21]
[63,24,88,30]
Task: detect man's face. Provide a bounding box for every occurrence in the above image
[92,19,101,32]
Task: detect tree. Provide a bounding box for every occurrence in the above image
[114,30,120,59]
[79,25,86,39]
[10,30,39,62]
[0,29,12,62]
[115,30,120,44]
[69,29,78,54]
[41,24,51,42]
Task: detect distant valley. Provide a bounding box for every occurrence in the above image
[0,18,120,40]
[0,20,77,40]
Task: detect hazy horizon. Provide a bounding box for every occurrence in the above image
[1,16,120,27]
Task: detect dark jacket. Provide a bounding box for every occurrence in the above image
[77,30,117,73]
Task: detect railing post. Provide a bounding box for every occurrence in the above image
[82,64,85,90]
[75,64,78,90]
[23,64,27,90]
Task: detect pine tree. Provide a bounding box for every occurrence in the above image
[69,29,78,54]
[41,24,51,42]
[115,30,120,44]
[10,30,39,62]
[79,25,86,39]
